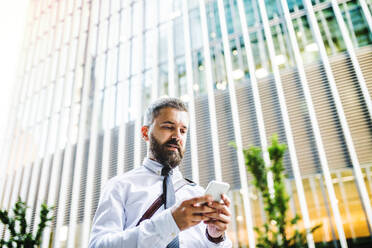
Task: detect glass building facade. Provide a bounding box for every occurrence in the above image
[0,0,372,247]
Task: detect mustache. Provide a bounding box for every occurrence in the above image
[165,138,180,147]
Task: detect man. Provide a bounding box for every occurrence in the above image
[89,97,232,247]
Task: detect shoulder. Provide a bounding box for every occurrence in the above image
[98,167,150,205]
[183,177,197,186]
[179,178,205,196]
[103,167,147,193]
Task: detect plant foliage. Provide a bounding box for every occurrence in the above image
[0,197,53,248]
[242,134,320,247]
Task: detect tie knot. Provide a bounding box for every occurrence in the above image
[161,166,172,176]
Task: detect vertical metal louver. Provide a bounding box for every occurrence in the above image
[44,155,54,205]
[305,61,351,171]
[357,46,372,97]
[215,90,241,190]
[63,145,77,226]
[51,150,65,230]
[236,82,261,149]
[124,121,135,172]
[77,140,90,223]
[25,164,34,227]
[9,167,23,209]
[30,160,42,232]
[109,127,119,179]
[281,68,322,176]
[329,50,372,166]
[257,77,292,176]
[91,134,104,220]
[195,95,216,188]
[117,124,126,175]
[180,132,193,180]
[140,137,146,166]
[0,176,9,208]
[356,47,372,165]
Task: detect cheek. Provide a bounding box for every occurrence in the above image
[180,137,187,148]
[153,131,171,144]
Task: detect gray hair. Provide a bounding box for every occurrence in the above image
[143,97,188,126]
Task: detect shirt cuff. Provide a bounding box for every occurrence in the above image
[151,208,180,244]
[203,228,232,248]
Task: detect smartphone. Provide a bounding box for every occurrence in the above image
[205,180,230,202]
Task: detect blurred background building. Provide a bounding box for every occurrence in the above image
[0,0,371,247]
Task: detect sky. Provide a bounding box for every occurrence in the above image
[0,1,29,156]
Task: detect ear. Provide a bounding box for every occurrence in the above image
[141,126,150,141]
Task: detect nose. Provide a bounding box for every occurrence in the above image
[171,128,182,141]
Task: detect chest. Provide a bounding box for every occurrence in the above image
[124,186,207,247]
[123,182,201,229]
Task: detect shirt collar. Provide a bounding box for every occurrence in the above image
[142,157,181,178]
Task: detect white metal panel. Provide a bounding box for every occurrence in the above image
[181,0,199,184]
[167,0,175,97]
[303,0,352,246]
[216,1,257,247]
[330,0,372,230]
[53,2,87,246]
[52,144,75,248]
[66,0,97,246]
[198,0,223,182]
[133,1,144,169]
[235,0,269,246]
[255,0,314,246]
[41,150,64,248]
[80,5,108,247]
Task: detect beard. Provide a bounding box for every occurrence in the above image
[149,133,185,169]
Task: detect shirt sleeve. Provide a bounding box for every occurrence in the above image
[88,180,180,248]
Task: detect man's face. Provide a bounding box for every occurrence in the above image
[143,107,189,168]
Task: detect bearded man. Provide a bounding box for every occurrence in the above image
[89,97,232,248]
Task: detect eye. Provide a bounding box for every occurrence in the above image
[181,129,186,134]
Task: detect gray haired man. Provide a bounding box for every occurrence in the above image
[89,97,232,248]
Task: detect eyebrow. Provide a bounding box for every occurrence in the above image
[161,121,188,129]
[160,121,175,125]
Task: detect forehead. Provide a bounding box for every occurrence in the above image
[154,107,189,126]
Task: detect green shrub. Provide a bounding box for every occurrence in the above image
[239,135,320,247]
[0,197,53,248]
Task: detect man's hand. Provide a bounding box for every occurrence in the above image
[171,195,215,231]
[204,194,231,238]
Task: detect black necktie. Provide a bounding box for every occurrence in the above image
[161,167,179,248]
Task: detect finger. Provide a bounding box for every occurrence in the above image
[216,205,231,217]
[208,201,224,210]
[203,213,230,224]
[221,194,231,208]
[205,220,228,231]
[184,195,213,206]
[190,213,210,222]
[222,206,231,217]
[208,203,231,216]
[191,204,216,214]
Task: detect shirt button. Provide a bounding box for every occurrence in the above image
[171,232,176,237]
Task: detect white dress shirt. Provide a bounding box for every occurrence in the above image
[88,158,232,248]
